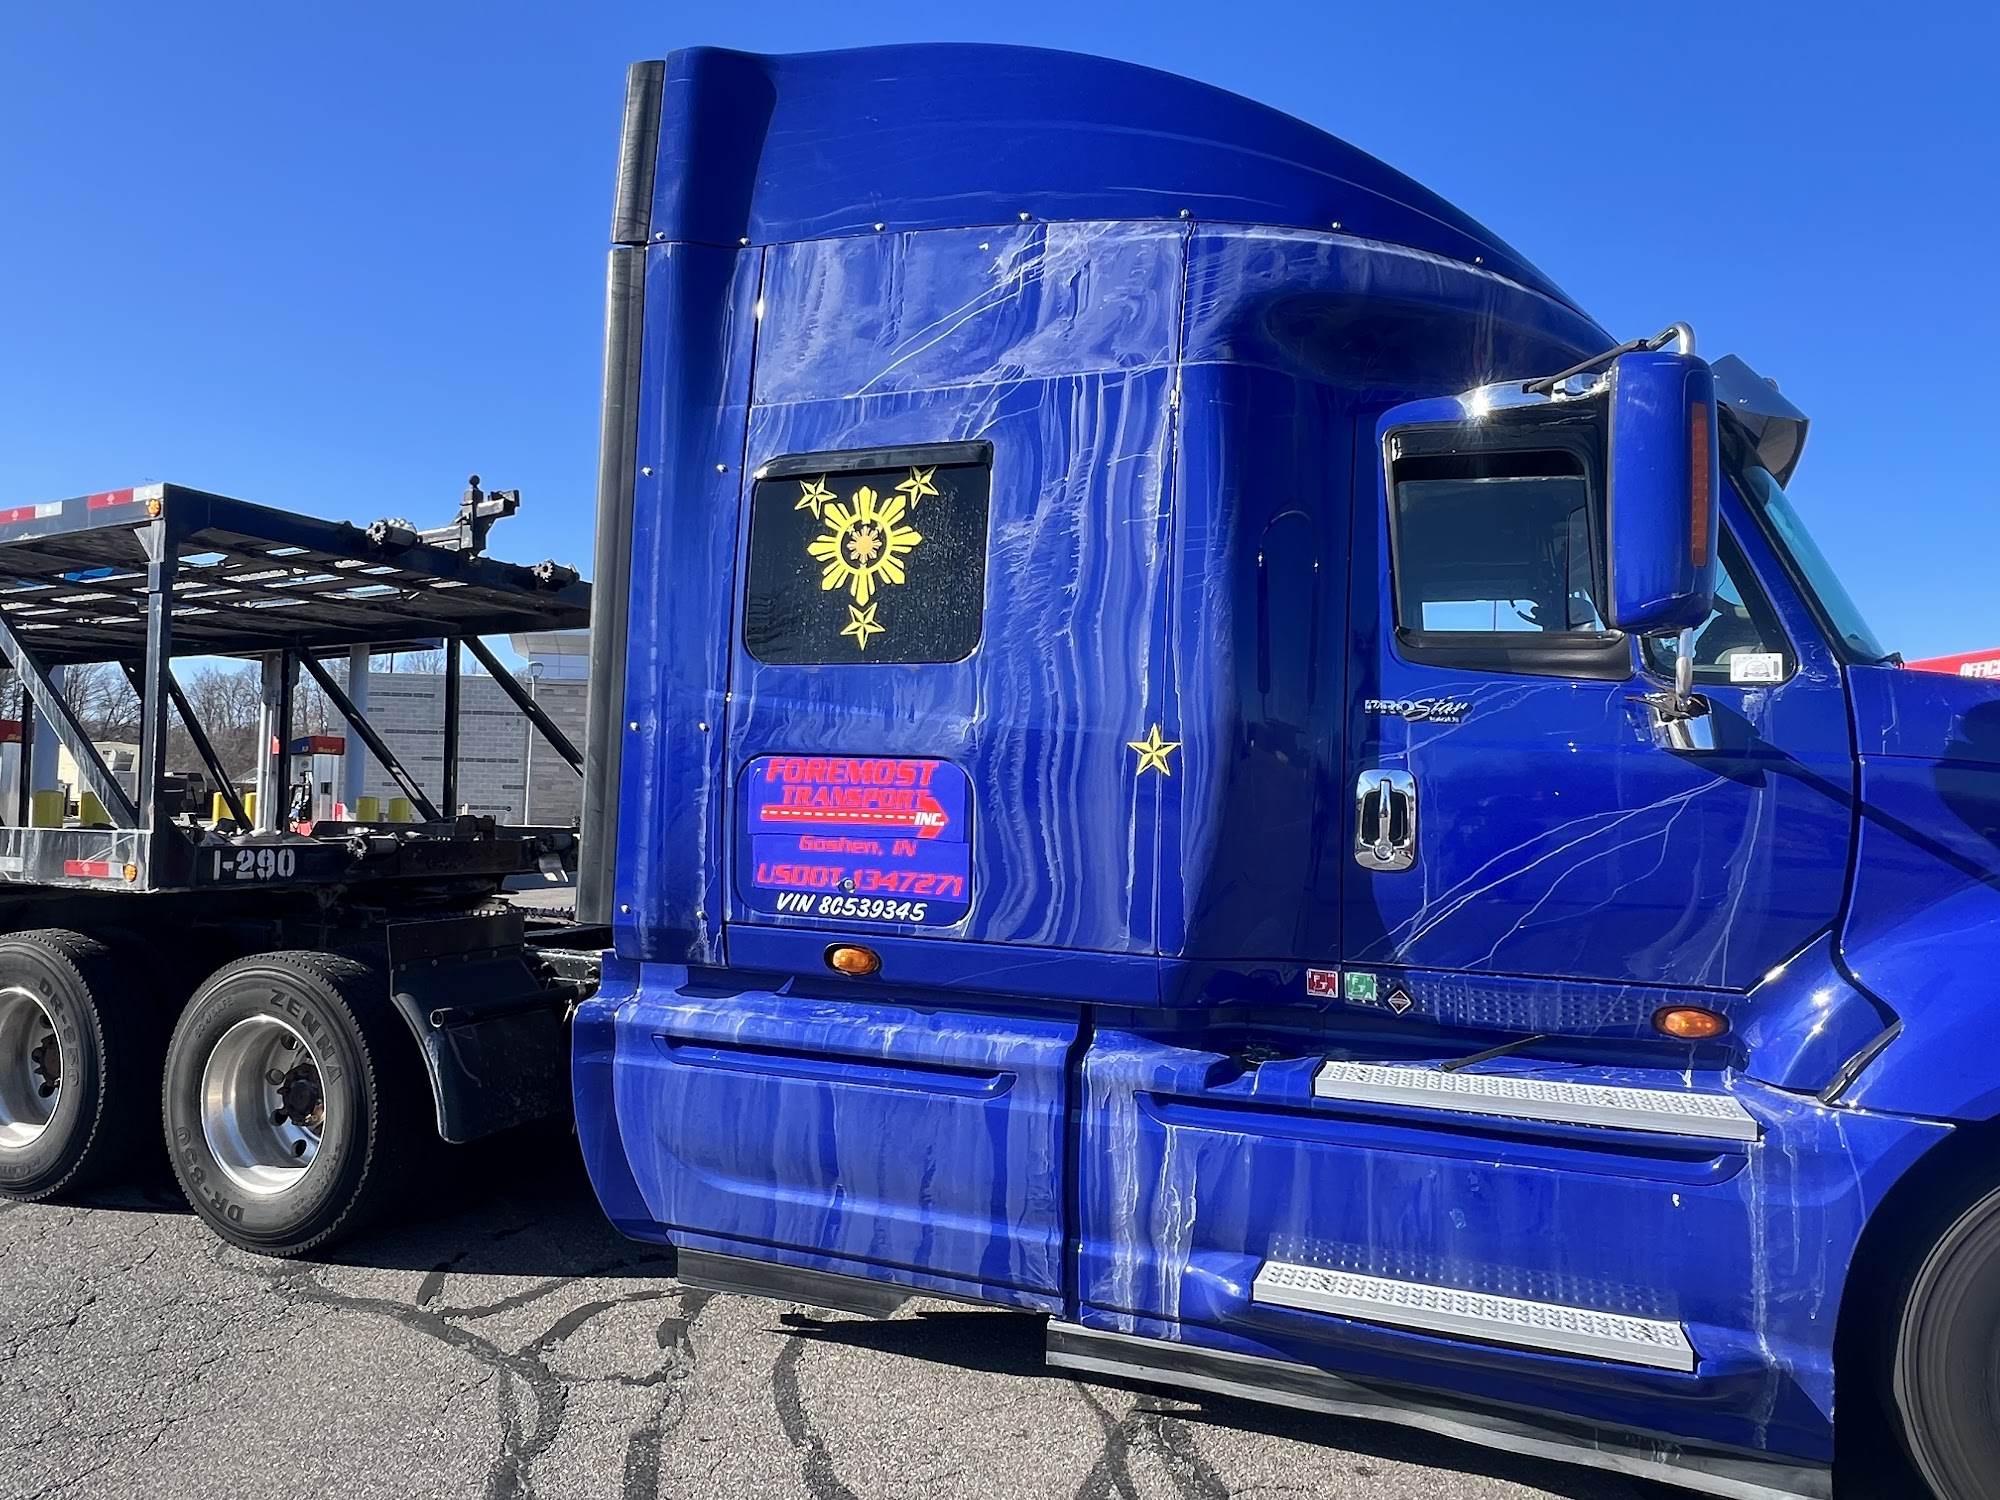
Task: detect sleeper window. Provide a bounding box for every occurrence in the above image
[743,448,991,665]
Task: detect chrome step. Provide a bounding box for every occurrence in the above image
[1252,1261,1696,1372]
[1311,1060,1760,1142]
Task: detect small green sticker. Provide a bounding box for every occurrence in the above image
[1344,970,1378,1003]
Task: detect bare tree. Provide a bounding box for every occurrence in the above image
[386,647,446,674]
[170,662,262,782]
[63,663,141,743]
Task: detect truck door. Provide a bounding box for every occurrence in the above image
[1341,406,1854,1006]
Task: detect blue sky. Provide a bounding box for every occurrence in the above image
[2,2,1993,659]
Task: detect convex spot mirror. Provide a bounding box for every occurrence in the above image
[1604,350,1720,634]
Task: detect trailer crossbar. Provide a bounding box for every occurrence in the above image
[0,483,588,665]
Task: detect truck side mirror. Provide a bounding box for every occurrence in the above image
[1603,350,1720,635]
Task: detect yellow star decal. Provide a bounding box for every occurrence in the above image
[795,476,836,519]
[895,466,940,507]
[841,602,885,651]
[1127,724,1180,776]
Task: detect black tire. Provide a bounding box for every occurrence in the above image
[0,928,163,1200]
[162,950,428,1256]
[1892,1179,2000,1499]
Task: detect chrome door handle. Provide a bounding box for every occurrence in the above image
[1354,769,1417,872]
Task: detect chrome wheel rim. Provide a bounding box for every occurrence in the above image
[0,986,60,1150]
[200,1016,328,1195]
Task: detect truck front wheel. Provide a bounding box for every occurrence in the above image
[162,951,428,1255]
[1893,1179,2000,1499]
[0,929,162,1200]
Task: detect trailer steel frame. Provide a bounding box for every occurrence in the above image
[0,482,591,898]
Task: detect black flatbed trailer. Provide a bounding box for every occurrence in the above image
[0,480,590,902]
[0,478,606,1252]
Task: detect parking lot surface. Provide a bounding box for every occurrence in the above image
[0,1138,1892,1500]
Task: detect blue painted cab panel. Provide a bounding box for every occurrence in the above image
[1157,226,1611,996]
[727,222,1182,955]
[591,961,1076,1308]
[1343,422,1855,994]
[1734,934,1894,1095]
[651,45,1571,309]
[1839,666,2000,1120]
[611,242,762,965]
[1073,1026,1947,1460]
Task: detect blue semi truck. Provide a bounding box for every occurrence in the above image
[3,41,1995,1500]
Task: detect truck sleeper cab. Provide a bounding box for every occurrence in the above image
[574,45,2000,1500]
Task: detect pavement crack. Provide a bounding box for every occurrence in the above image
[416,1249,471,1306]
[239,1261,570,1500]
[1146,1409,1231,1500]
[1072,1383,1143,1500]
[772,1328,863,1500]
[619,1289,716,1500]
[438,1253,673,1320]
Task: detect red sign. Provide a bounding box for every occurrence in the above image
[754,756,954,839]
[1908,650,2000,682]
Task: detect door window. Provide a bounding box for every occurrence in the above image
[1394,469,1602,633]
[1387,445,1628,680]
[1641,532,1794,685]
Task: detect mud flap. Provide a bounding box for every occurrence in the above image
[387,912,568,1143]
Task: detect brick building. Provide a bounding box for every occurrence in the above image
[353,634,588,826]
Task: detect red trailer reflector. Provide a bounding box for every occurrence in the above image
[61,860,139,883]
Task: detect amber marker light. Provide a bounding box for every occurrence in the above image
[1689,398,1713,568]
[1655,1005,1727,1040]
[825,944,882,978]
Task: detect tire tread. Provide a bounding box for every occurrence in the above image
[165,948,428,1255]
[0,927,163,1200]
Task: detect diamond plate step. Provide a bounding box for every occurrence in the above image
[1312,1060,1760,1142]
[1252,1261,1696,1372]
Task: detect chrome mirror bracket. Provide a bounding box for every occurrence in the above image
[1641,696,1717,752]
[1633,625,1716,752]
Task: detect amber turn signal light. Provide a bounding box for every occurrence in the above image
[1654,1005,1727,1040]
[1688,398,1712,567]
[825,944,882,977]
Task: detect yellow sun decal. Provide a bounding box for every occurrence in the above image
[808,486,923,606]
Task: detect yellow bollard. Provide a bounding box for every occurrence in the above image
[387,797,414,823]
[29,790,63,828]
[355,794,381,822]
[210,792,232,823]
[78,792,109,828]
[243,791,258,824]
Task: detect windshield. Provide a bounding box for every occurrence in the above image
[1731,456,1892,664]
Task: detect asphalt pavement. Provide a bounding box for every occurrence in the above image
[0,1136,1889,1500]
